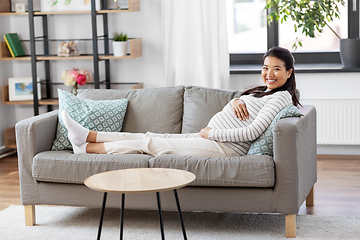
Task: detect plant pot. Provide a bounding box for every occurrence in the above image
[340,38,360,68]
[112,41,127,57]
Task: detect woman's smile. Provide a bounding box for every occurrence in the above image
[261,56,292,90]
[266,79,277,83]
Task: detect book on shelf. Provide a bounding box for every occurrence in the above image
[3,35,14,57]
[3,33,25,57]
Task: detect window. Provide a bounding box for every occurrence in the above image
[228,0,358,65]
[227,0,267,53]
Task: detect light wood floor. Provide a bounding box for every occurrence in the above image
[1,154,360,216]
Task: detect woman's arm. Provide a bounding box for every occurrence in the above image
[208,92,292,142]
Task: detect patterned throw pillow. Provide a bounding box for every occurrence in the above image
[51,89,128,151]
[247,105,304,157]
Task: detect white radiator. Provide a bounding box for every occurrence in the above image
[301,100,360,145]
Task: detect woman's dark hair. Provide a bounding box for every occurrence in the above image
[241,46,301,106]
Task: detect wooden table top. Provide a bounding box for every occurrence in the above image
[84,168,196,194]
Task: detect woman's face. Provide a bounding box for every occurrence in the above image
[261,56,293,90]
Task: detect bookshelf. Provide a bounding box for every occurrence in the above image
[0,38,142,61]
[0,0,142,114]
[0,0,142,148]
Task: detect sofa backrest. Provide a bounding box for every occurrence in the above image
[77,86,185,133]
[181,86,242,133]
[77,85,244,134]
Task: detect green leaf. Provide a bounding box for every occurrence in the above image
[113,32,128,41]
[51,0,58,6]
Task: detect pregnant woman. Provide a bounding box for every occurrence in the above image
[62,46,300,158]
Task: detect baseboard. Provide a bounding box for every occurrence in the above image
[317,145,360,155]
[0,146,16,159]
[0,146,6,154]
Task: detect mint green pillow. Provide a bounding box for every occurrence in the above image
[247,105,304,157]
[51,89,128,151]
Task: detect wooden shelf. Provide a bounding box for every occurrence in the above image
[1,85,59,105]
[0,56,31,61]
[0,12,27,16]
[36,55,94,60]
[4,127,16,149]
[1,38,142,60]
[1,82,142,106]
[0,0,140,16]
[0,42,31,60]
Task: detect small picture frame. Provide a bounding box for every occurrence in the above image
[8,77,41,101]
[15,3,26,12]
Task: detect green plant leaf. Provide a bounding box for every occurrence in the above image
[263,0,344,47]
[113,32,128,41]
[51,0,58,6]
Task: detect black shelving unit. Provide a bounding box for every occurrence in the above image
[26,0,141,115]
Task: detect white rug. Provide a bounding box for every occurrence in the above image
[0,205,359,240]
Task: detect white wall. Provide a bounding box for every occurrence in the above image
[1,0,359,154]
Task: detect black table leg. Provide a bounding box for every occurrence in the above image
[120,193,125,240]
[97,192,108,240]
[174,189,187,240]
[156,192,165,240]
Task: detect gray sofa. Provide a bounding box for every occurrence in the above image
[16,86,317,238]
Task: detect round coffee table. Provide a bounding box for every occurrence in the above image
[84,168,196,240]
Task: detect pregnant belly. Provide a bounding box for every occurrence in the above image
[207,108,249,129]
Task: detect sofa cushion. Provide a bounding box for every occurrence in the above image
[247,105,304,156]
[32,151,152,184]
[52,89,128,151]
[77,86,185,134]
[149,155,275,187]
[182,86,241,133]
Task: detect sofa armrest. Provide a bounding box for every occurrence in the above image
[15,110,59,205]
[272,105,317,214]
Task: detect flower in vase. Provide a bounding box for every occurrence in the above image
[61,68,92,95]
[77,74,87,85]
[69,69,79,79]
[61,70,76,86]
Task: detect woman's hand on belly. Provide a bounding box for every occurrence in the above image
[232,99,249,121]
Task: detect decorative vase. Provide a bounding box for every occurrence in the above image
[340,38,360,68]
[72,82,78,96]
[112,41,128,57]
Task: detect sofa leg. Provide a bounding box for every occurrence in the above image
[24,205,36,226]
[285,214,296,238]
[306,187,314,206]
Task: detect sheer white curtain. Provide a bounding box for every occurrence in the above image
[161,0,229,89]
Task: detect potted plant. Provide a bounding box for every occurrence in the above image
[112,32,128,57]
[265,0,360,68]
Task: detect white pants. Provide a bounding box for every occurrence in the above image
[96,132,238,158]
